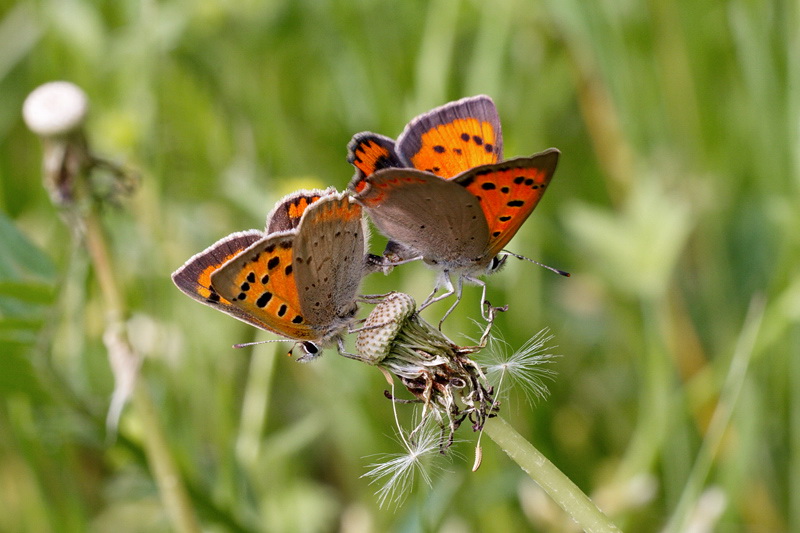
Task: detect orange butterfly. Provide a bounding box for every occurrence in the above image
[172,189,371,359]
[347,95,563,324]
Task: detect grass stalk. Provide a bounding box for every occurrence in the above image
[483,415,621,533]
[25,80,202,533]
[663,296,765,533]
[82,204,202,533]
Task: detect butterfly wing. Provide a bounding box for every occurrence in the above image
[292,192,366,328]
[347,133,417,263]
[210,231,318,341]
[455,148,560,258]
[347,132,403,193]
[396,95,503,178]
[265,188,335,233]
[171,230,277,330]
[354,168,489,268]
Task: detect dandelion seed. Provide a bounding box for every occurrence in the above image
[472,443,483,472]
[362,421,445,507]
[480,328,559,404]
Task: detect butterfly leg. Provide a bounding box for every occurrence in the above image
[436,275,465,330]
[419,272,455,312]
[462,273,499,322]
[335,336,377,364]
[476,302,502,348]
[456,302,506,357]
[357,291,395,303]
[347,321,392,334]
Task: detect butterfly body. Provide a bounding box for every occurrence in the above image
[172,189,368,355]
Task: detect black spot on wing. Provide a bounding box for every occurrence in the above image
[256,291,272,308]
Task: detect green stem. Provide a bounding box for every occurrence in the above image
[133,384,202,533]
[663,296,764,533]
[614,298,672,482]
[83,205,201,533]
[483,416,621,533]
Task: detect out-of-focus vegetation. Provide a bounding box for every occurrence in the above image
[1,0,797,531]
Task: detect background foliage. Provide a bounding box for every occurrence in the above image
[1,0,797,531]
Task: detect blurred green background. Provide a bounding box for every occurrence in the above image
[1,0,797,531]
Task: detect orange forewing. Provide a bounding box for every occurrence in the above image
[396,95,503,178]
[210,233,316,340]
[347,132,403,193]
[455,150,560,257]
[171,230,276,331]
[409,117,500,178]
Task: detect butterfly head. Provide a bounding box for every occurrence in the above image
[487,254,508,275]
[295,341,321,362]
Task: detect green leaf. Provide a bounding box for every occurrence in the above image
[0,211,56,402]
[0,213,56,283]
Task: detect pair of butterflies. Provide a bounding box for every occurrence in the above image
[172,95,560,357]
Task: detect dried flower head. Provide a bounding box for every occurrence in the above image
[23,82,91,206]
[356,292,500,448]
[23,81,89,137]
[23,81,138,208]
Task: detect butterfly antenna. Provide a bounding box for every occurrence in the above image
[232,339,286,349]
[387,255,424,266]
[502,250,570,277]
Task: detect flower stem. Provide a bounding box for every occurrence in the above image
[83,205,202,533]
[28,81,201,532]
[483,416,621,533]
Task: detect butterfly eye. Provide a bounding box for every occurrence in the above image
[302,341,319,355]
[488,255,508,274]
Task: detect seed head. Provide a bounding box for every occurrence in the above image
[357,292,499,449]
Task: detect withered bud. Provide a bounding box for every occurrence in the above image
[357,292,498,449]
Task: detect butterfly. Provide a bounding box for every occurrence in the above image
[171,188,370,360]
[347,95,563,324]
